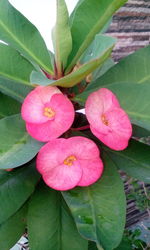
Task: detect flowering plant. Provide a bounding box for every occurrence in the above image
[0,0,150,249]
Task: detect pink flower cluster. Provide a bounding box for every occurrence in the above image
[21,86,132,191]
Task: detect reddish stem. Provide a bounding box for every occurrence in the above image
[71,125,90,131]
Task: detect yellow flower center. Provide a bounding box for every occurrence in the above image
[63,155,77,166]
[43,107,55,118]
[101,114,109,126]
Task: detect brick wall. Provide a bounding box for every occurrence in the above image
[107,0,150,61]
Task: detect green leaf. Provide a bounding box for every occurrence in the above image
[81,45,150,94]
[132,124,150,138]
[88,241,98,250]
[31,39,115,88]
[100,18,112,34]
[30,71,54,86]
[28,182,88,250]
[63,153,126,250]
[0,76,33,103]
[0,0,53,74]
[0,162,39,224]
[52,0,72,76]
[0,92,20,118]
[114,238,132,250]
[0,43,35,87]
[0,204,27,250]
[104,139,150,183]
[66,0,127,73]
[79,35,115,81]
[80,35,116,64]
[92,58,114,82]
[0,114,44,169]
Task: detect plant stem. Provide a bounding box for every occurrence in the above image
[97,243,104,250]
[71,125,90,131]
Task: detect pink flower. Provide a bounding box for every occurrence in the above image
[36,136,103,191]
[85,88,132,150]
[21,86,75,141]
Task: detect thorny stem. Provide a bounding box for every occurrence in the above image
[71,125,90,131]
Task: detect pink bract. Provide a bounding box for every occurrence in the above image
[85,88,132,151]
[21,86,75,142]
[36,136,104,191]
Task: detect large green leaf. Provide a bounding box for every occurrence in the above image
[0,163,39,224]
[66,0,127,73]
[0,114,43,169]
[80,35,116,64]
[52,0,72,76]
[31,38,115,88]
[80,45,150,94]
[76,82,150,131]
[114,238,132,250]
[104,139,150,183]
[0,204,27,250]
[0,0,53,74]
[80,35,115,81]
[0,43,35,87]
[63,153,126,250]
[28,182,88,250]
[0,92,21,118]
[0,76,33,103]
[91,58,114,82]
[132,124,150,138]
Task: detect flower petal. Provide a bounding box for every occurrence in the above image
[36,138,82,191]
[42,162,82,191]
[90,108,132,150]
[85,88,120,134]
[98,88,120,111]
[77,158,103,186]
[65,136,100,160]
[21,89,47,124]
[21,86,60,124]
[36,138,67,174]
[26,94,75,141]
[35,86,61,103]
[49,93,75,132]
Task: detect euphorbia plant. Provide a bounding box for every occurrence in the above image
[0,0,150,249]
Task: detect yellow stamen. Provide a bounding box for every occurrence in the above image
[64,155,77,166]
[43,107,55,118]
[101,114,109,126]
